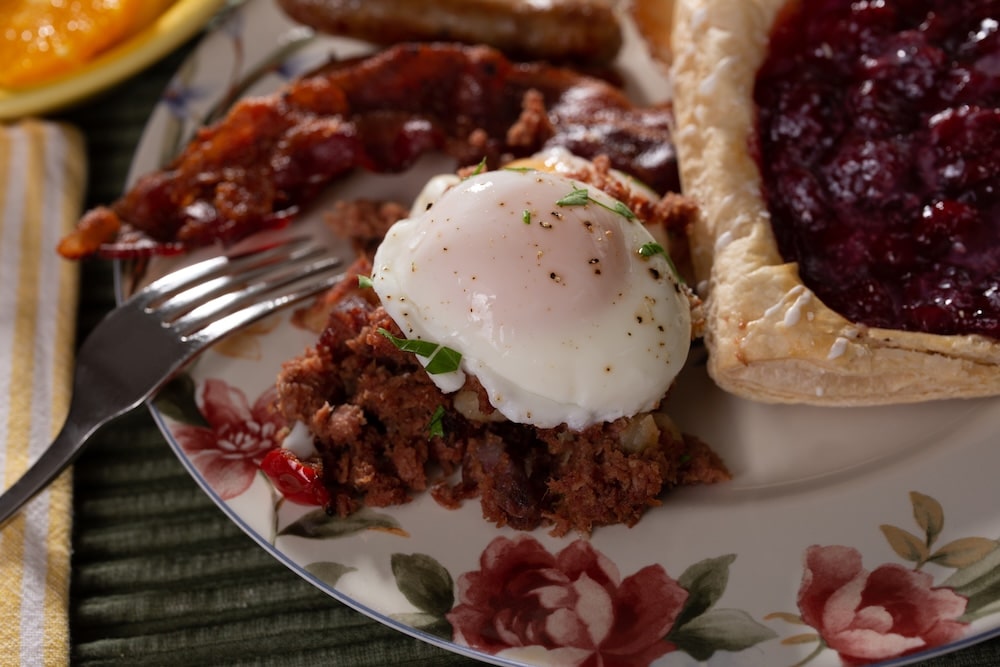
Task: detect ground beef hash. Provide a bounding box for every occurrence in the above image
[277,253,729,536]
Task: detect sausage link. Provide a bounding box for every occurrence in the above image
[277,0,623,64]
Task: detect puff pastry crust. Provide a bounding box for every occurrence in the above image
[670,0,1000,405]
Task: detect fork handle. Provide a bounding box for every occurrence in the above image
[0,307,197,529]
[0,379,129,529]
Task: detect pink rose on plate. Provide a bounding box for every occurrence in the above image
[798,544,969,666]
[173,378,284,499]
[447,535,687,667]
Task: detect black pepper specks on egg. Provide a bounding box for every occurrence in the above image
[370,165,693,431]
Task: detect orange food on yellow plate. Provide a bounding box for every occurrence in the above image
[0,0,175,89]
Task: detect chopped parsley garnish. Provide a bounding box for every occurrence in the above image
[637,242,684,283]
[357,274,374,289]
[522,209,532,225]
[503,166,533,173]
[377,328,463,374]
[610,201,637,220]
[424,345,462,374]
[638,242,666,258]
[556,185,636,220]
[555,186,590,207]
[468,156,488,177]
[427,405,446,439]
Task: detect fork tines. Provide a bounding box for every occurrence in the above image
[0,237,346,530]
[134,237,344,343]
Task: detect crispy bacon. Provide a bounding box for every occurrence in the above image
[59,43,677,259]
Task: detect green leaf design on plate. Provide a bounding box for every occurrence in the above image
[278,507,408,539]
[673,554,736,628]
[668,608,778,661]
[880,524,930,564]
[390,552,455,617]
[929,537,999,569]
[941,541,1000,620]
[962,598,1000,624]
[911,491,945,545]
[304,561,356,587]
[153,373,209,427]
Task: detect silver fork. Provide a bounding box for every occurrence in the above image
[0,237,344,528]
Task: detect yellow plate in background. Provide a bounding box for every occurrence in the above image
[0,0,228,121]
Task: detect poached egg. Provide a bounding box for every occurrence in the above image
[371,160,691,431]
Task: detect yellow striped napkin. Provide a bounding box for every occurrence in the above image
[0,120,85,666]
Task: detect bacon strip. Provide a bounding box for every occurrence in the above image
[60,43,677,259]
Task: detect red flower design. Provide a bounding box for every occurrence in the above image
[798,545,969,666]
[173,378,285,499]
[447,535,687,667]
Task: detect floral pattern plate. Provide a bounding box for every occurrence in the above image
[121,1,1000,665]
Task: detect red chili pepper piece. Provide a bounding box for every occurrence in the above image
[260,448,330,506]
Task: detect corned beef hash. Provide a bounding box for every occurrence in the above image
[273,150,729,535]
[59,42,729,535]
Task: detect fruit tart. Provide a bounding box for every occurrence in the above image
[671,0,1000,405]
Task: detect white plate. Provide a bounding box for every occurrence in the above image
[123,1,1000,665]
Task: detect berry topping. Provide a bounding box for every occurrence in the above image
[755,0,1000,338]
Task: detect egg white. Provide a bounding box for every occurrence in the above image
[371,165,691,431]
